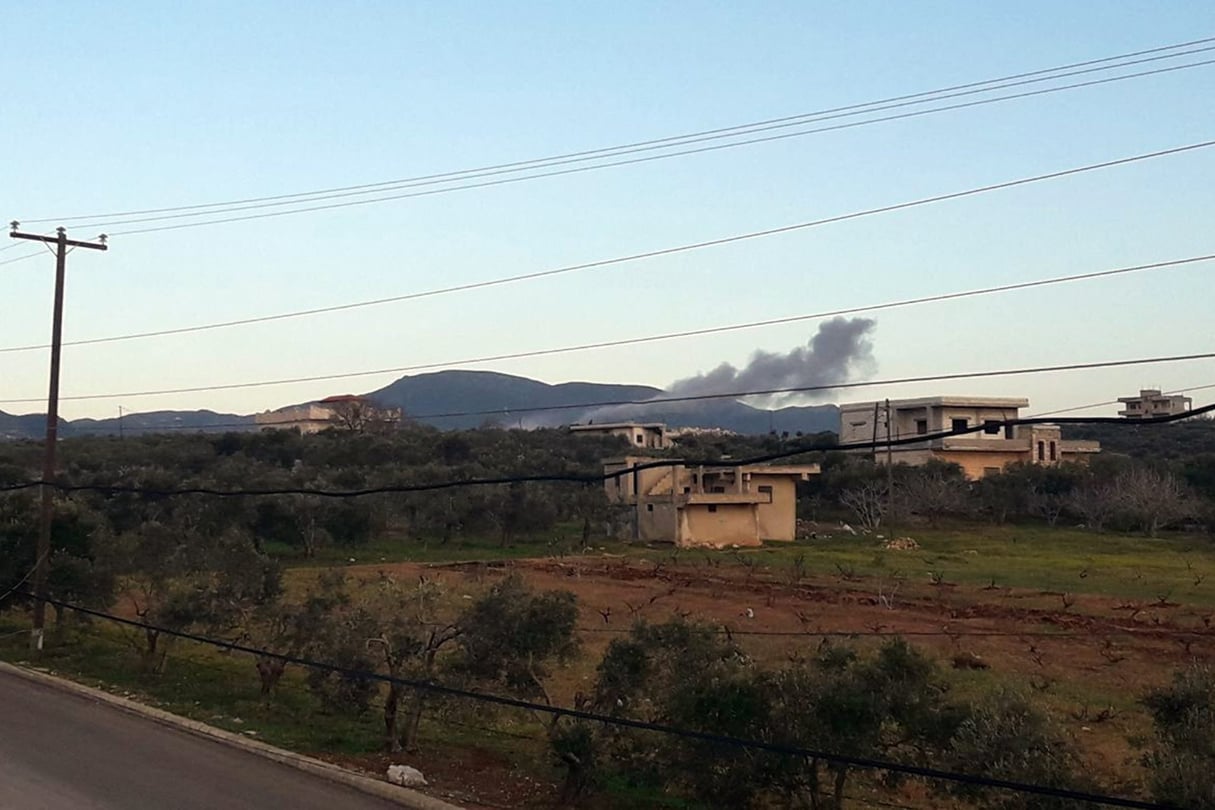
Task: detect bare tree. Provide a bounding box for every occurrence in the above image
[1027,491,1067,527]
[839,481,886,530]
[1115,468,1191,537]
[1068,483,1119,533]
[326,398,400,434]
[899,469,968,526]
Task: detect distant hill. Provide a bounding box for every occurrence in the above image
[0,370,842,440]
[0,410,60,441]
[0,409,253,440]
[367,370,665,430]
[368,370,840,434]
[66,410,255,437]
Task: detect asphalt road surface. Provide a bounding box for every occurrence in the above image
[0,670,405,810]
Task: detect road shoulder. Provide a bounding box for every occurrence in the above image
[0,660,462,810]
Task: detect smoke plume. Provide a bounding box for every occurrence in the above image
[666,316,876,401]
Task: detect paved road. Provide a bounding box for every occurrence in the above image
[0,670,404,810]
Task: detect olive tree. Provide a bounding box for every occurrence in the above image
[1142,665,1215,809]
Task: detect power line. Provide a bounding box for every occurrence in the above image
[2,136,1211,356]
[0,252,43,267]
[5,251,1210,365]
[18,591,1175,809]
[0,252,1202,395]
[51,53,1215,232]
[574,625,1208,639]
[86,62,1215,238]
[0,550,50,603]
[28,36,1215,226]
[7,347,1210,410]
[5,405,1212,497]
[1028,381,1215,417]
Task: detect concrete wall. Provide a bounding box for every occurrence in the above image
[603,458,674,503]
[751,474,798,541]
[576,425,669,449]
[254,405,335,434]
[841,403,1022,444]
[677,503,760,548]
[638,501,679,542]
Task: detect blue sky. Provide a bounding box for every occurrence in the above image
[2,2,1213,421]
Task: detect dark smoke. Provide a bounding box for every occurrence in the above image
[666,316,876,401]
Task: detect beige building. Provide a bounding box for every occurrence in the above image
[570,422,671,450]
[1118,389,1192,419]
[838,396,1100,479]
[255,395,402,434]
[603,455,819,548]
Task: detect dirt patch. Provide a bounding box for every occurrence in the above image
[326,553,1215,804]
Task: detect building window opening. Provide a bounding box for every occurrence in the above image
[951,418,968,432]
[1004,424,1015,439]
[1049,441,1057,461]
[646,504,653,512]
[758,485,773,502]
[636,435,644,444]
[1037,441,1045,461]
[915,419,928,435]
[707,505,718,513]
[711,486,725,493]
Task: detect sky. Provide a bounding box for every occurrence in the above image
[2,1,1213,422]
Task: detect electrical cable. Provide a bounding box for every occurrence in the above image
[1028,382,1215,418]
[573,626,1208,639]
[4,405,1211,498]
[0,252,43,267]
[0,133,1209,353]
[0,550,50,603]
[28,36,1215,226]
[23,347,1215,414]
[14,590,1175,809]
[73,366,1215,436]
[0,250,1207,371]
[88,66,1215,238]
[55,53,1215,232]
[4,348,1213,415]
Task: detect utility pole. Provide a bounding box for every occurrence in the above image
[118,405,125,440]
[884,399,895,524]
[8,223,108,651]
[870,402,880,463]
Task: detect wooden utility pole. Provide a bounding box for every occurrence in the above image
[870,402,880,462]
[884,398,895,527]
[8,223,108,651]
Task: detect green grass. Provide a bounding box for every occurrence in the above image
[698,524,1215,607]
[0,620,382,754]
[269,522,635,569]
[0,617,657,808]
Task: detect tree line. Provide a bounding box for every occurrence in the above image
[806,453,1215,536]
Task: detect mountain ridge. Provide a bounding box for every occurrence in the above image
[0,369,841,438]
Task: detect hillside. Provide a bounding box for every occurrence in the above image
[367,369,840,434]
[1064,417,1215,461]
[67,410,255,437]
[366,369,663,430]
[1,370,842,439]
[0,411,60,441]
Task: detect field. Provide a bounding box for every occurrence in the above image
[4,522,1213,808]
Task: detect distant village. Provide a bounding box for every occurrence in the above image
[250,387,1194,550]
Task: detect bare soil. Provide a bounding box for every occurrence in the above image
[326,551,1213,806]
